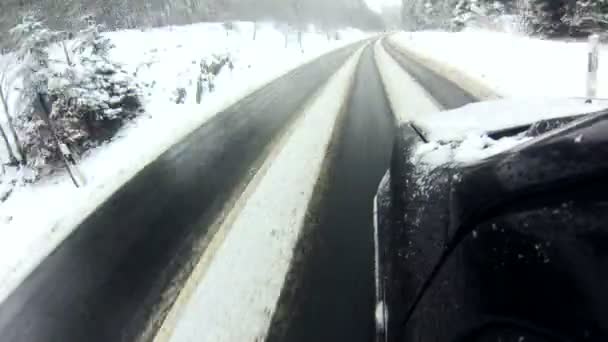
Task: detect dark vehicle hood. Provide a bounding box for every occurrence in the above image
[376,109,608,341]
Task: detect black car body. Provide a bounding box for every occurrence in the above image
[374,103,608,342]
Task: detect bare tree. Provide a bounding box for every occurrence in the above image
[0,118,17,165]
[0,58,25,164]
[291,0,304,51]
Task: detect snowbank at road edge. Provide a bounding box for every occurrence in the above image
[388,32,502,100]
[390,30,608,99]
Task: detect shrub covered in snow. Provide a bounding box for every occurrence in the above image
[195,54,234,104]
[8,15,142,178]
[16,62,141,175]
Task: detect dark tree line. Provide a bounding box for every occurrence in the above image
[401,0,608,37]
[529,0,608,37]
[1,0,382,47]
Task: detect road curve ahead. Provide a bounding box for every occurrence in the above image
[267,44,396,342]
[0,43,362,342]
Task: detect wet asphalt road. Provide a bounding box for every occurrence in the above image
[266,45,396,342]
[0,43,362,342]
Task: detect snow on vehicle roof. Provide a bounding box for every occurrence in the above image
[414,98,608,141]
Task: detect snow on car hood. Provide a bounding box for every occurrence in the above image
[415,98,608,141]
[411,133,530,169]
[410,98,608,169]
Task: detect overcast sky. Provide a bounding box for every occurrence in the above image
[363,0,402,13]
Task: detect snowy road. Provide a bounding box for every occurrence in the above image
[266,40,482,342]
[0,42,363,342]
[0,35,484,342]
[266,44,395,342]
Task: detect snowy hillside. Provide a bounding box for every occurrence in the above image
[0,21,366,302]
[108,22,366,108]
[391,30,608,98]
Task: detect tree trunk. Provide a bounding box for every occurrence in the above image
[37,93,82,188]
[0,123,17,165]
[253,22,258,40]
[61,41,73,66]
[196,76,204,104]
[0,86,25,164]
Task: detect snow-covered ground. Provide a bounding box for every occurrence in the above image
[390,30,608,98]
[156,45,366,342]
[0,22,367,303]
[377,34,608,169]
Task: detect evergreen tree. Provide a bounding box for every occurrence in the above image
[402,0,608,36]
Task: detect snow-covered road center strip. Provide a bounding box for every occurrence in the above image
[386,34,502,100]
[155,46,366,342]
[374,39,441,124]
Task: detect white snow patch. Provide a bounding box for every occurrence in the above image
[391,30,608,98]
[372,194,383,333]
[0,22,367,304]
[375,300,387,332]
[412,141,453,167]
[453,133,530,164]
[157,47,365,342]
[107,22,368,108]
[412,133,530,169]
[414,98,608,141]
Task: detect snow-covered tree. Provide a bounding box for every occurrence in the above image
[562,0,608,36]
[401,0,580,34]
[73,15,114,62]
[11,15,59,99]
[510,0,537,34]
[452,0,476,29]
[8,14,142,177]
[0,57,23,165]
[7,15,63,165]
